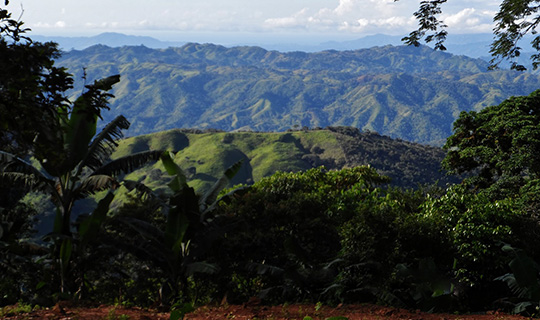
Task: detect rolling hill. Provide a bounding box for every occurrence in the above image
[112,127,455,192]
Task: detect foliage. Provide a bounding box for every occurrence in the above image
[0,73,162,297]
[169,301,195,320]
[443,89,540,196]
[0,200,44,305]
[334,182,539,311]
[111,152,242,306]
[418,185,528,309]
[496,244,540,315]
[336,186,435,305]
[401,0,448,51]
[0,0,72,155]
[400,0,540,70]
[211,167,395,303]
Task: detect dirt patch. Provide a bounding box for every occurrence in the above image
[1,303,531,320]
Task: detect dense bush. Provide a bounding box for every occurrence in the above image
[208,166,399,303]
[331,183,540,312]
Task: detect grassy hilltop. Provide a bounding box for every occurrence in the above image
[113,127,453,192]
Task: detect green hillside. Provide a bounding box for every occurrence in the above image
[113,127,453,192]
[56,43,540,145]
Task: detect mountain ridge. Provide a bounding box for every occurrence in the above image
[55,43,540,145]
[36,32,534,59]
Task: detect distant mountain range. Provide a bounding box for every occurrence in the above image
[55,43,540,145]
[36,31,537,59]
[33,33,186,51]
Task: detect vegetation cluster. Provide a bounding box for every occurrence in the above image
[5,2,540,318]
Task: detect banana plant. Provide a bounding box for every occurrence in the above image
[0,75,162,295]
[496,244,540,314]
[115,151,243,305]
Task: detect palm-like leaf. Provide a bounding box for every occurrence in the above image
[496,273,529,298]
[82,115,130,172]
[497,244,540,301]
[1,151,44,176]
[75,174,119,198]
[92,150,162,177]
[0,172,52,193]
[0,151,53,192]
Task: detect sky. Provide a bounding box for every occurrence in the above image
[5,0,499,43]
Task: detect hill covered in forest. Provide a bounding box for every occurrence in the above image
[112,127,455,192]
[57,43,540,145]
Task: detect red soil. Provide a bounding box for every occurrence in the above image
[1,302,531,320]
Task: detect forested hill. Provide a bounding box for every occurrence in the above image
[57,43,540,145]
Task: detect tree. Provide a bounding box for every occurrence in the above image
[442,89,540,195]
[0,0,73,154]
[401,0,540,70]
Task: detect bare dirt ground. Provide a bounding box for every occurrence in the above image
[1,303,532,320]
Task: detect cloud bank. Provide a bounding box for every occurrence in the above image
[9,0,497,36]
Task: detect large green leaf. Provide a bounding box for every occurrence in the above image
[166,189,195,257]
[64,95,98,168]
[0,172,51,193]
[92,74,121,91]
[199,159,243,213]
[185,261,220,276]
[64,75,121,170]
[499,244,540,301]
[122,179,155,198]
[0,151,45,176]
[160,151,187,193]
[78,191,114,245]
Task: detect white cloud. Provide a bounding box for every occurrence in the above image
[443,8,494,33]
[265,8,311,28]
[9,0,501,36]
[264,0,415,34]
[334,0,356,16]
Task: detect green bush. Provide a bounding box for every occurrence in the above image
[210,166,392,303]
[417,185,528,309]
[337,187,432,304]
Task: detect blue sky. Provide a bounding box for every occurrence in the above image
[6,0,499,42]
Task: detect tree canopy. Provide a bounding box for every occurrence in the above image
[0,0,73,155]
[443,89,540,195]
[402,0,540,70]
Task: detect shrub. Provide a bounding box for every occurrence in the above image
[210,166,392,303]
[336,187,432,304]
[417,185,527,309]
